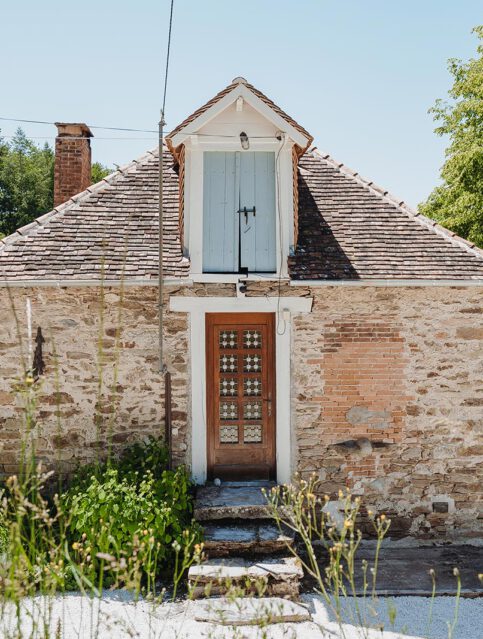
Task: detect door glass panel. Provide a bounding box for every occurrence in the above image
[243,377,262,396]
[219,330,238,349]
[244,424,262,443]
[220,401,238,420]
[220,378,238,396]
[220,425,238,444]
[220,354,238,373]
[243,400,262,420]
[243,353,262,372]
[243,330,262,349]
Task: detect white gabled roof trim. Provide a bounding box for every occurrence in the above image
[169,84,310,149]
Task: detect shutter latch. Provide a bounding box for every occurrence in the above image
[237,206,256,223]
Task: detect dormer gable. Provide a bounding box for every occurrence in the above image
[165,77,313,278]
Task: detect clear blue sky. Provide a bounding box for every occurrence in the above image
[0,1,481,207]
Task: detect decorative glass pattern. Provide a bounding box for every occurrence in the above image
[220,378,238,396]
[243,354,262,372]
[243,330,262,349]
[244,424,262,443]
[220,401,238,420]
[220,425,238,444]
[243,401,262,420]
[243,377,262,396]
[220,354,238,373]
[219,330,238,349]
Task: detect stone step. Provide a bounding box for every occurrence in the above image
[194,596,311,625]
[202,522,294,557]
[194,481,275,521]
[188,556,303,600]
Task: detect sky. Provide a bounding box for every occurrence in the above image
[0,1,481,208]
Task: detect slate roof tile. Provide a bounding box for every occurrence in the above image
[1,146,483,282]
[290,150,483,279]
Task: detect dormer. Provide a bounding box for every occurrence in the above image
[165,78,313,279]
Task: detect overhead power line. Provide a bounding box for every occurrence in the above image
[0,135,156,141]
[0,116,158,134]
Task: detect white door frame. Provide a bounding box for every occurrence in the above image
[169,295,313,484]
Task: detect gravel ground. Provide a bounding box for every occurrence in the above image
[306,594,483,639]
[0,591,481,638]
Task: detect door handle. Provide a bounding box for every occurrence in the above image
[263,395,272,417]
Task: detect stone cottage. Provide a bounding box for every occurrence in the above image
[0,77,482,538]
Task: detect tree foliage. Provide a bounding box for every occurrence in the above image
[91,161,112,184]
[419,26,483,247]
[0,129,111,238]
[0,129,54,238]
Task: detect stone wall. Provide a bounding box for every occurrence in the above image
[0,282,482,539]
[0,286,190,474]
[292,286,483,539]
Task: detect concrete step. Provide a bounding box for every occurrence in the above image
[202,522,294,557]
[194,596,311,625]
[188,556,303,600]
[194,481,275,521]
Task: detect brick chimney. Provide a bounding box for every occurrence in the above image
[54,123,93,207]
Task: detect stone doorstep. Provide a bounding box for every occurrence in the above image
[194,482,275,521]
[194,596,311,626]
[188,557,303,599]
[189,582,301,600]
[202,522,294,557]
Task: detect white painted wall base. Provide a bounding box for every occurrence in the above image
[170,295,313,485]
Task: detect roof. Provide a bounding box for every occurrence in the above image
[1,148,483,283]
[290,150,483,279]
[166,77,314,156]
[0,147,189,281]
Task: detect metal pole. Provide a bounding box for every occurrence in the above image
[158,110,166,373]
[164,370,172,470]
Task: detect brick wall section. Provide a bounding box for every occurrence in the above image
[54,124,92,207]
[292,286,483,539]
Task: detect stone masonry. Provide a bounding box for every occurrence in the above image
[292,285,483,539]
[0,283,481,539]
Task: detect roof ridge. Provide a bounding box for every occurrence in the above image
[310,148,483,262]
[0,147,159,252]
[167,78,313,153]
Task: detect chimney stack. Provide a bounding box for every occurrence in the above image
[54,123,93,207]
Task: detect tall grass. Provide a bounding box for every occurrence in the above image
[0,277,202,638]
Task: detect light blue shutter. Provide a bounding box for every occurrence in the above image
[203,151,276,273]
[239,152,276,272]
[203,152,238,273]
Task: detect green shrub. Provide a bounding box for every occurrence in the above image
[116,435,170,481]
[61,441,200,587]
[0,513,8,554]
[69,436,170,489]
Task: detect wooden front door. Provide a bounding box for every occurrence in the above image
[206,313,276,480]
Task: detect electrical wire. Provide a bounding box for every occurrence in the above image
[275,136,287,336]
[162,0,174,116]
[0,135,156,141]
[0,116,157,133]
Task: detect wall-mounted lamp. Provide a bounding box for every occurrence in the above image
[240,131,250,150]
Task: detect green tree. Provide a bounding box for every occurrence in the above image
[0,128,54,238]
[0,129,111,238]
[91,161,112,184]
[419,26,483,247]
